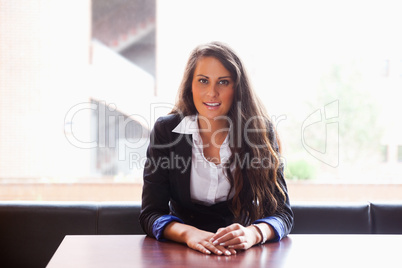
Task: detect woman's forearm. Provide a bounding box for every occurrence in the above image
[163,221,198,244]
[252,222,275,244]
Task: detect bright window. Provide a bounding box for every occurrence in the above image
[1,0,402,202]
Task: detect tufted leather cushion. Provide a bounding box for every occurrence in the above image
[290,202,371,234]
[0,202,97,268]
[371,202,402,234]
[97,202,144,234]
[2,201,401,268]
[0,201,145,268]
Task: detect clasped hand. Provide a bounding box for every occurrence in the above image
[187,223,260,256]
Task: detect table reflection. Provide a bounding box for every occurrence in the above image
[140,236,291,267]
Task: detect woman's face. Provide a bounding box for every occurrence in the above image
[192,56,234,121]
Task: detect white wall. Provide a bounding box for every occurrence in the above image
[0,0,92,180]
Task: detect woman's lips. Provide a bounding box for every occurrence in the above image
[203,102,221,109]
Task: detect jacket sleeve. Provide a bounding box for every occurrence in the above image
[253,167,294,241]
[253,121,294,241]
[139,117,182,238]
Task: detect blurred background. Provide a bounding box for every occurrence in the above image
[1,0,402,202]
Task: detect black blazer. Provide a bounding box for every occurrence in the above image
[139,114,294,237]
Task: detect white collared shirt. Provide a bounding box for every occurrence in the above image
[172,115,234,206]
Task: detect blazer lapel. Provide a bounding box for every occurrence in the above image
[174,133,193,205]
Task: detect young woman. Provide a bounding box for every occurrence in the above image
[140,41,293,256]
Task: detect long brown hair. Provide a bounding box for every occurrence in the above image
[171,41,286,225]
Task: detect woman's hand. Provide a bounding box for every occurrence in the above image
[163,222,236,255]
[209,223,270,250]
[184,228,236,256]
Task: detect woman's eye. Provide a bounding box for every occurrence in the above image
[219,80,229,85]
[199,78,208,84]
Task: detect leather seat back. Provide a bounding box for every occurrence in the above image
[371,202,402,234]
[291,202,371,234]
[0,202,97,268]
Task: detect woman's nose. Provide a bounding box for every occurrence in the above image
[206,84,218,97]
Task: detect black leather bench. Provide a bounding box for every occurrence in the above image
[370,202,402,234]
[0,202,143,268]
[291,202,371,234]
[1,201,401,268]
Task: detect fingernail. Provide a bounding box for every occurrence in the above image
[206,250,211,254]
[225,250,231,256]
[217,250,222,255]
[212,240,219,245]
[229,247,236,252]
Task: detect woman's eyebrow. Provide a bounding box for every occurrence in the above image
[196,74,232,79]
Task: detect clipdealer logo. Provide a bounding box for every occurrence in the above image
[63,100,339,168]
[301,100,339,167]
[63,101,175,161]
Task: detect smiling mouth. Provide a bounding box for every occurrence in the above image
[204,102,221,107]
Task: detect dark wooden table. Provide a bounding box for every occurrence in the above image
[46,234,402,267]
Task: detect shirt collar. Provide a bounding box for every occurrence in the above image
[172,115,199,135]
[172,114,230,146]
